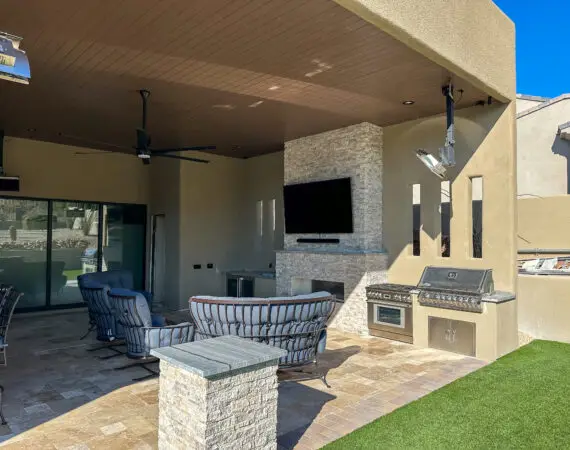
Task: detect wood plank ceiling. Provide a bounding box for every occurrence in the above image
[0,0,492,158]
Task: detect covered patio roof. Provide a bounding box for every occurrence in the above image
[1,0,499,158]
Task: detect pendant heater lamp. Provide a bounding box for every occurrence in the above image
[415,83,456,179]
[415,149,447,179]
[0,32,31,85]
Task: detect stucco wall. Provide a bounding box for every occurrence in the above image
[517,97,570,197]
[3,137,149,204]
[518,196,570,253]
[149,158,182,308]
[161,152,284,309]
[242,153,284,270]
[334,0,515,102]
[383,103,517,293]
[518,275,570,343]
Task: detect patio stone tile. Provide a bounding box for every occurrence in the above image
[1,312,487,449]
[60,390,87,400]
[100,421,127,436]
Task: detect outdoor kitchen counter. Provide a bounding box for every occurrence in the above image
[226,270,276,279]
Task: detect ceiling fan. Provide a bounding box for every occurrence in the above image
[65,89,214,164]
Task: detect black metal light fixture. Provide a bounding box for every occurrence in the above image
[0,32,30,85]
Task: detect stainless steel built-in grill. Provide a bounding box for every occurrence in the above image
[417,266,495,313]
[366,284,415,343]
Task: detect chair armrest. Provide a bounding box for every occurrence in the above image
[143,322,195,350]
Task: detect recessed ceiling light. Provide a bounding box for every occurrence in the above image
[402,100,415,105]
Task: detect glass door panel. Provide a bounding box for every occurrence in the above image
[50,201,99,306]
[102,204,146,290]
[0,198,49,308]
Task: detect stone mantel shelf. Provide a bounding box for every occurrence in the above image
[277,249,387,256]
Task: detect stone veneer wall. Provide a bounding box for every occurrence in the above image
[284,122,383,251]
[158,360,279,450]
[276,250,388,334]
[277,122,387,335]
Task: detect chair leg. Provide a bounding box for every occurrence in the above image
[87,341,125,353]
[114,357,159,381]
[98,347,126,360]
[279,360,331,388]
[0,385,7,426]
[80,323,96,340]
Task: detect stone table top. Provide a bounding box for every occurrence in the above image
[150,336,287,379]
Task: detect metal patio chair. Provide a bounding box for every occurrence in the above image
[77,270,154,340]
[0,285,23,425]
[108,288,194,381]
[189,292,335,387]
[78,278,127,359]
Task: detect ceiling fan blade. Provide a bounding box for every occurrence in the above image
[153,154,209,164]
[149,145,216,154]
[75,151,116,155]
[59,133,132,150]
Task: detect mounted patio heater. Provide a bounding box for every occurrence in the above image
[0,32,31,85]
[415,84,456,179]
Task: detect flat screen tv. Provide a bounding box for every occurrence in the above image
[283,177,353,234]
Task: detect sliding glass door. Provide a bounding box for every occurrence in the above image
[50,201,99,306]
[101,204,146,290]
[0,196,146,312]
[0,199,49,309]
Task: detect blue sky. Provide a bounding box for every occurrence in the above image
[493,0,567,98]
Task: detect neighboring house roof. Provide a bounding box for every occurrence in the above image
[516,94,550,103]
[517,93,570,119]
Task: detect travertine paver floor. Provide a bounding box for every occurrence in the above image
[0,311,486,449]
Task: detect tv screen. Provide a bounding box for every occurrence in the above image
[283,177,353,234]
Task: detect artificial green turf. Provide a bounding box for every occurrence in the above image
[324,340,570,450]
[63,269,83,281]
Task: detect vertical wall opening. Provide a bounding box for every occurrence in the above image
[441,180,451,257]
[256,200,263,238]
[412,184,421,256]
[471,177,483,258]
[270,199,276,233]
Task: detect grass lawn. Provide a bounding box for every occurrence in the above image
[63,269,83,281]
[324,340,570,449]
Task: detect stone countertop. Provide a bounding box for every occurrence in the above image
[277,249,388,255]
[226,270,276,279]
[481,291,516,303]
[150,335,287,379]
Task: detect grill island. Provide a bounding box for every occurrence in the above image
[366,266,517,360]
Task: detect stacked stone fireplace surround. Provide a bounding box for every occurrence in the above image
[276,122,388,335]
